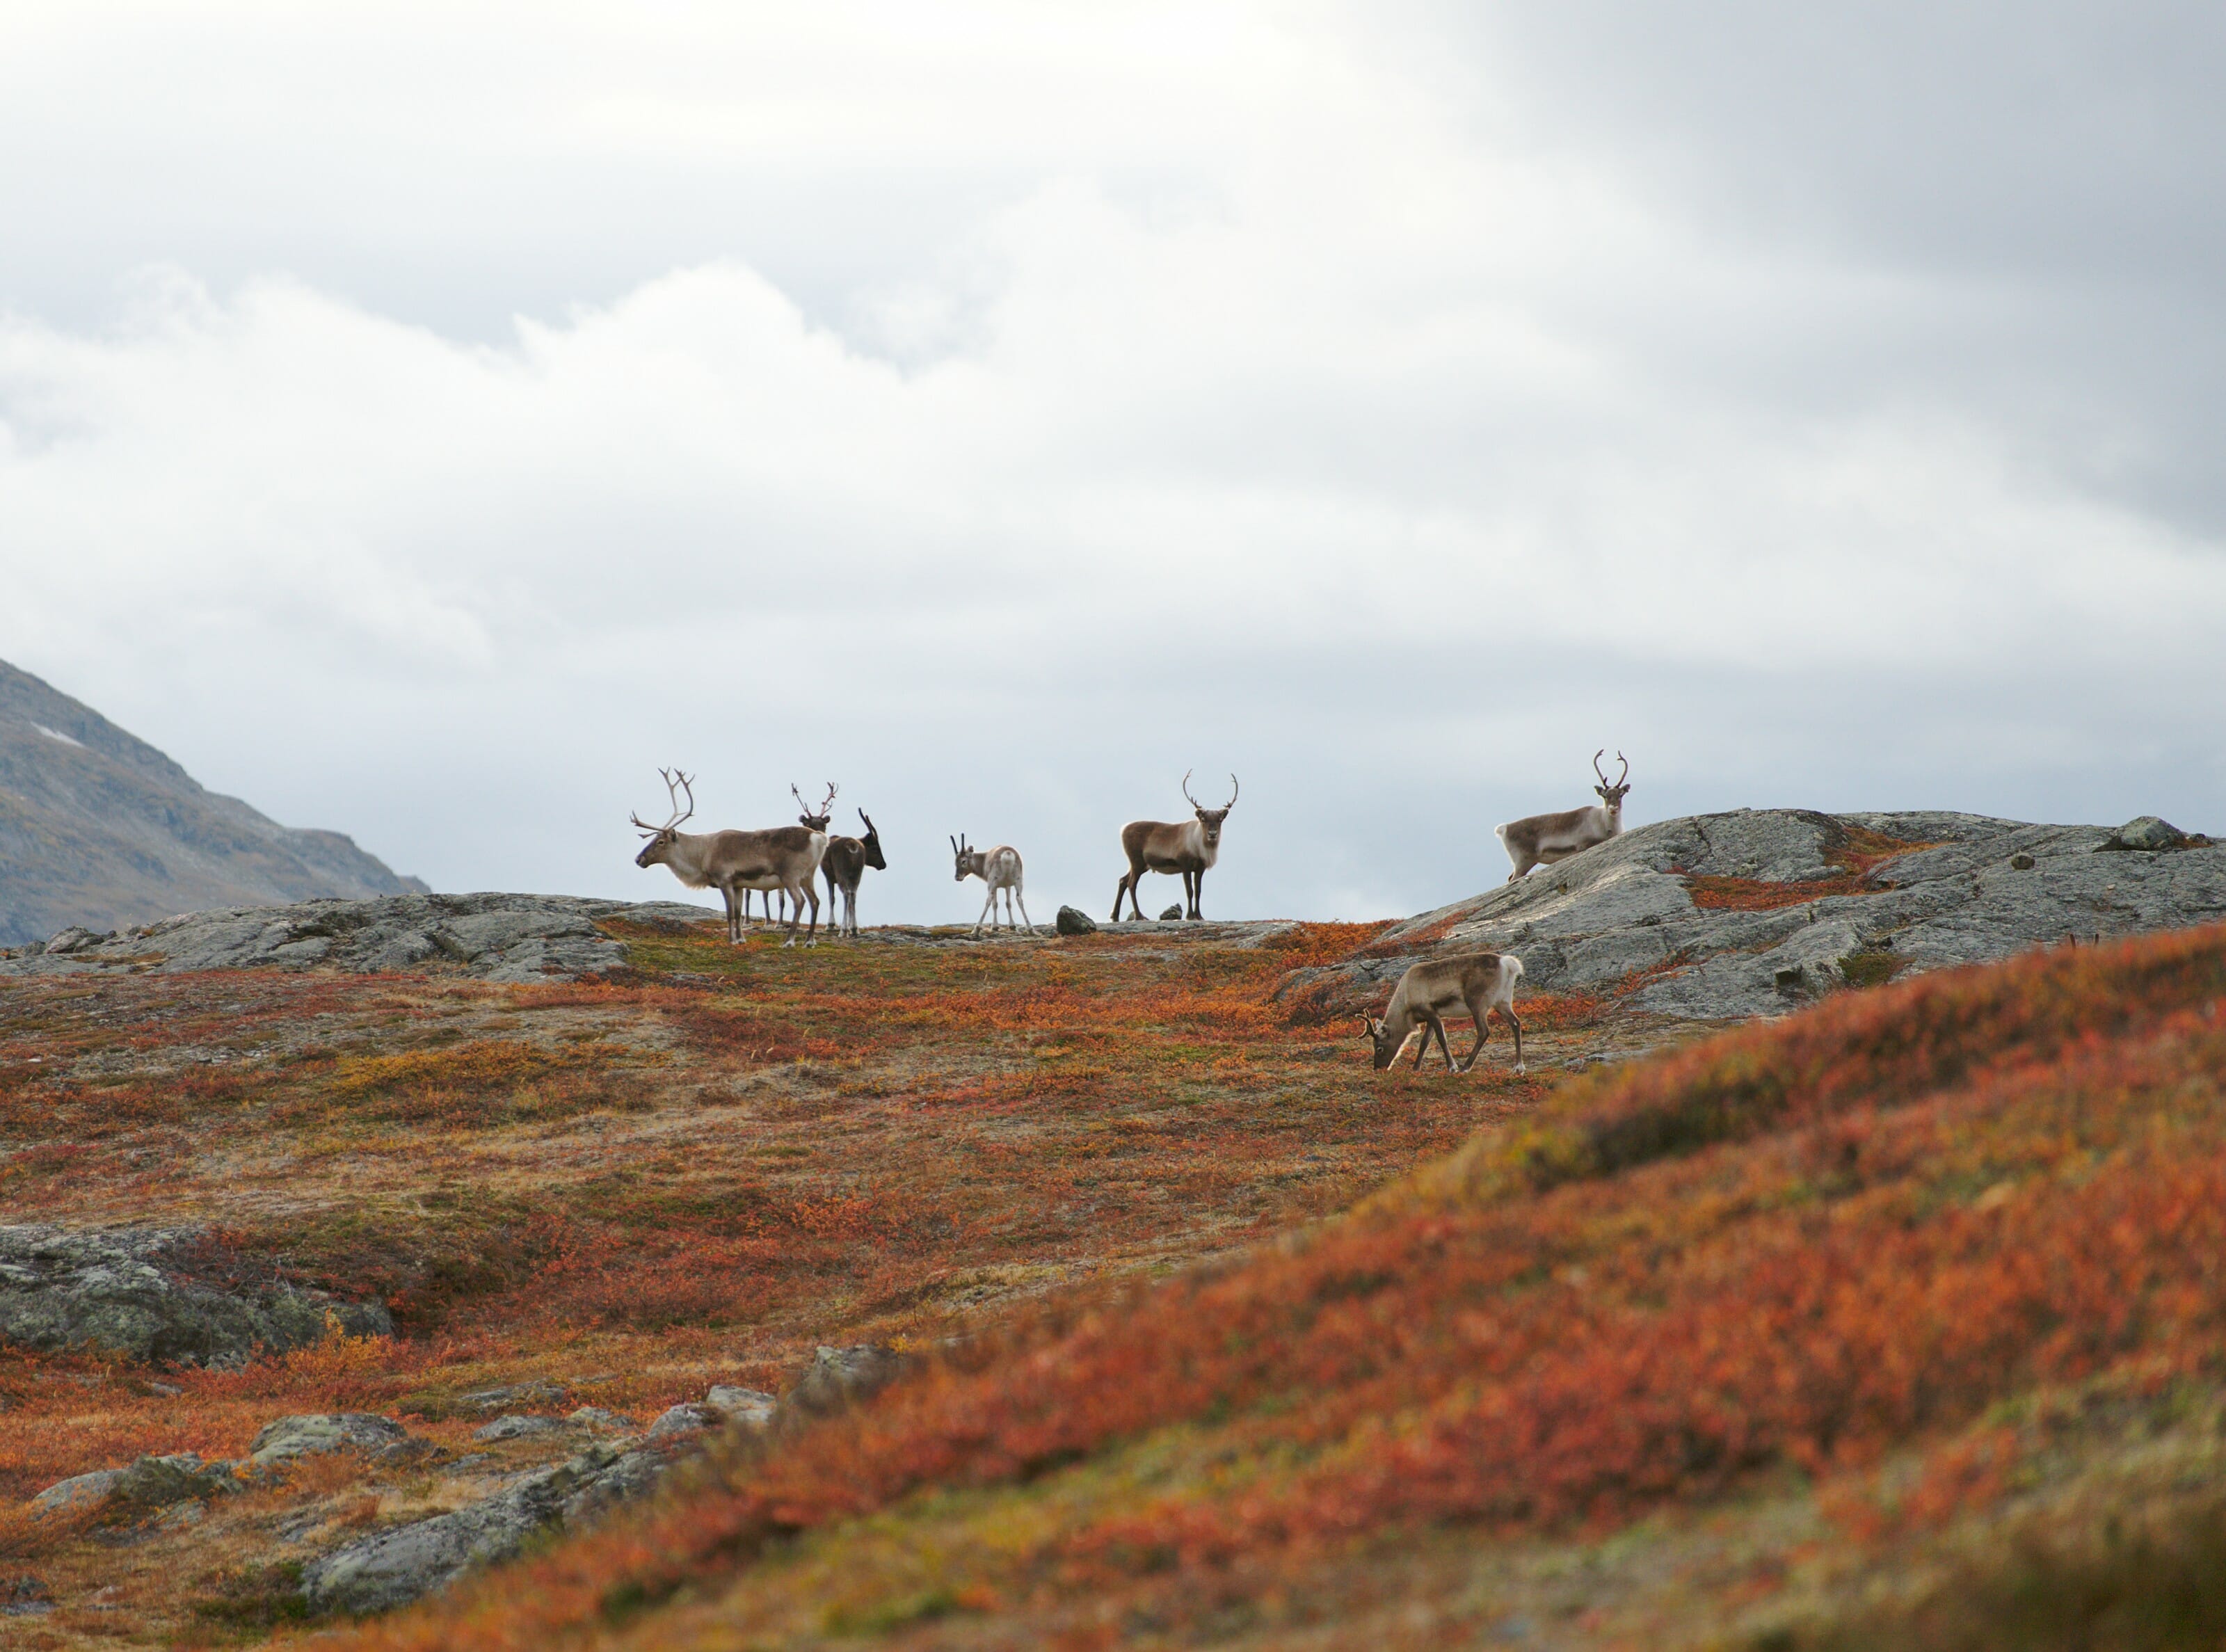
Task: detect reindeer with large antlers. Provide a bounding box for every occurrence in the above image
[952,834,1032,936]
[630,769,829,946]
[1112,771,1238,922]
[1496,751,1631,882]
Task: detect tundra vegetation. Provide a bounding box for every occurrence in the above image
[6,908,2226,1649]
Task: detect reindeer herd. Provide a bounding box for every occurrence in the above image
[629,751,1635,1075]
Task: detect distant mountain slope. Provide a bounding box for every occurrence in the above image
[0,658,426,945]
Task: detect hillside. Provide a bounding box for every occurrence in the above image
[3,873,2225,1647]
[0,658,425,946]
[317,920,2226,1651]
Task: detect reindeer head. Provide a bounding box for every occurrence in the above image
[1181,769,1240,849]
[792,780,837,833]
[950,834,978,881]
[1359,1013,1407,1072]
[1592,749,1631,812]
[858,810,888,871]
[630,768,696,868]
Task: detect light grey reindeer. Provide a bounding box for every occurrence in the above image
[951,834,1033,937]
[1496,750,1631,882]
[1362,951,1526,1075]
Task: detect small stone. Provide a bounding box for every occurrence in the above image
[1159,904,1185,921]
[472,1414,563,1443]
[2010,853,2036,870]
[1054,906,1098,936]
[1,1575,53,1617]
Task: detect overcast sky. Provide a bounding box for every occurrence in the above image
[3,2,2221,923]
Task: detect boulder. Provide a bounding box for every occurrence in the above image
[29,1468,124,1516]
[1054,906,1098,936]
[1160,904,1185,921]
[2101,816,2195,852]
[250,1413,409,1465]
[0,1225,391,1368]
[1279,809,2226,1023]
[646,1402,722,1439]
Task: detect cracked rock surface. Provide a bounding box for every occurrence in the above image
[0,892,713,984]
[1281,809,2226,1023]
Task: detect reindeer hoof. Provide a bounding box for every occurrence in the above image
[1514,1063,1528,1076]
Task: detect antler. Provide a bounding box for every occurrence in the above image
[1224,772,1240,810]
[818,781,838,816]
[1615,751,1629,787]
[858,809,876,833]
[633,767,695,834]
[1182,769,1200,808]
[1592,748,1608,785]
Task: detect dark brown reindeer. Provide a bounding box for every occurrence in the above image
[790,784,886,938]
[1496,751,1631,881]
[631,769,828,946]
[1112,771,1238,922]
[821,810,886,938]
[1362,952,1526,1075]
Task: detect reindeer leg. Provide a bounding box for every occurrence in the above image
[1461,997,1490,1073]
[806,883,820,945]
[1190,867,1205,920]
[1500,1006,1525,1075]
[1112,872,1131,924]
[975,885,995,937]
[1015,888,1034,933]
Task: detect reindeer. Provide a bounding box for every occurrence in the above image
[1496,751,1631,882]
[1361,952,1525,1075]
[1112,771,1239,922]
[631,769,829,946]
[951,835,1033,936]
[822,810,886,938]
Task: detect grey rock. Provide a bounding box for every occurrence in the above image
[2,1576,52,1617]
[42,926,111,954]
[301,1437,685,1616]
[30,1468,125,1515]
[0,892,718,984]
[703,1386,778,1428]
[566,1406,634,1432]
[0,1225,392,1368]
[1054,905,1098,936]
[472,1414,563,1443]
[646,1402,721,1438]
[112,1452,241,1507]
[779,1344,913,1422]
[459,1380,567,1412]
[250,1413,409,1465]
[1284,808,2226,1023]
[2101,815,2194,852]
[1160,904,1185,921]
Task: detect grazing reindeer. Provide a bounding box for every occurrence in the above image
[1496,751,1631,882]
[951,834,1033,936]
[1112,771,1239,922]
[820,809,887,938]
[1362,952,1525,1075]
[631,769,829,946]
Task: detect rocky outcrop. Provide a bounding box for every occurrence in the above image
[249,1414,410,1466]
[0,1226,392,1368]
[0,892,713,984]
[0,657,426,947]
[1282,810,2226,1023]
